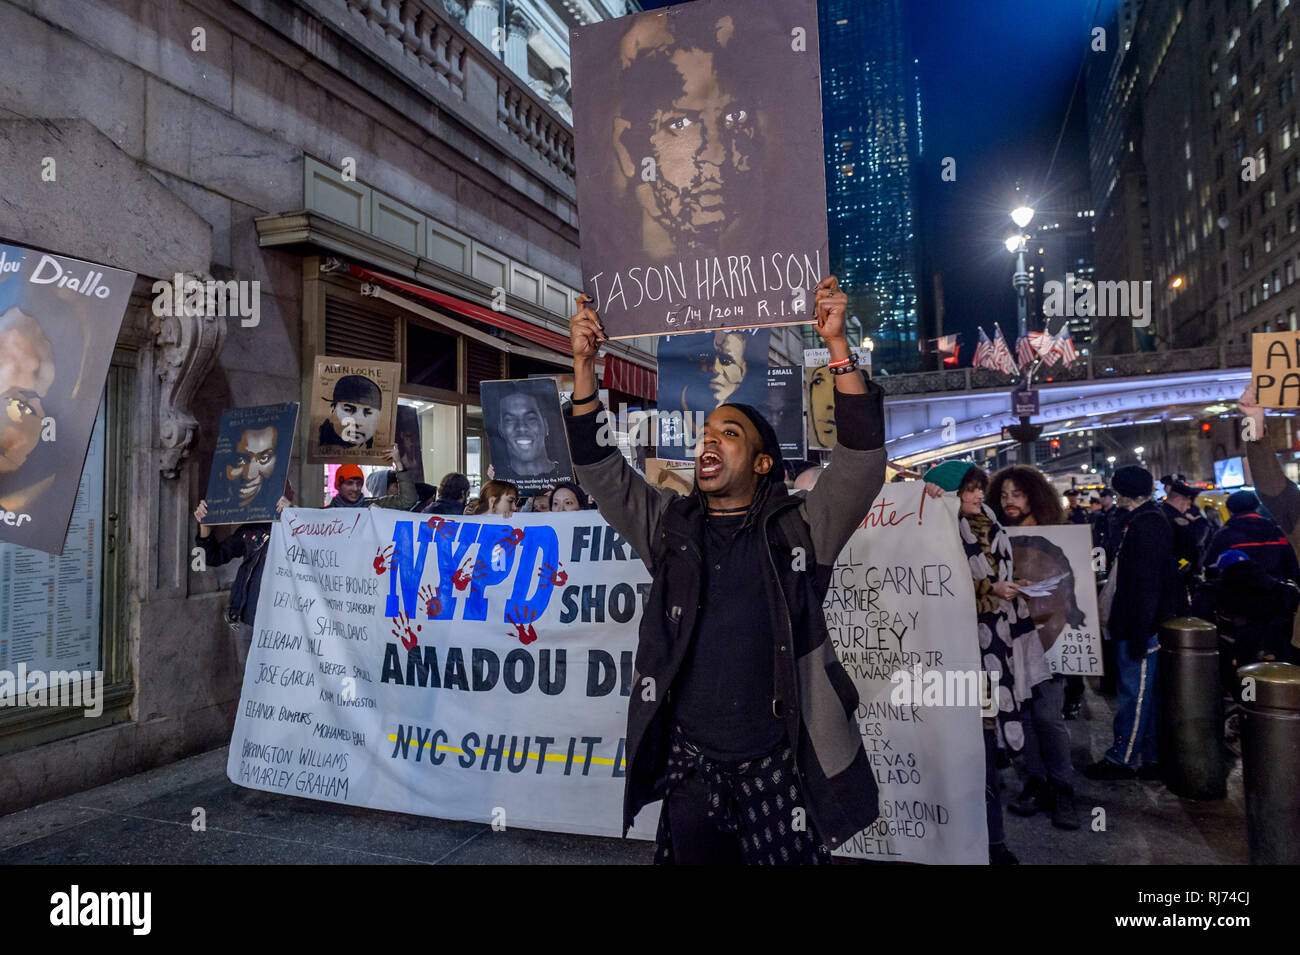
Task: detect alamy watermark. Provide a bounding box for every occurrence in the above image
[595,404,709,450]
[1042,271,1152,328]
[151,272,261,327]
[889,664,1000,717]
[0,665,104,717]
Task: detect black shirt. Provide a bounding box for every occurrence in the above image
[671,511,785,761]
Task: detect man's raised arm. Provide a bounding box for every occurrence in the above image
[563,295,675,570]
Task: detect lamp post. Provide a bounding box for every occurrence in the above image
[1006,205,1038,464]
[1008,204,1035,341]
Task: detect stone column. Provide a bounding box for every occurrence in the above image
[466,0,501,52]
[505,6,536,79]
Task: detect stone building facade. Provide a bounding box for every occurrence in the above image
[0,0,659,813]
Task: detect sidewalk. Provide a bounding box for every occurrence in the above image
[0,688,1248,864]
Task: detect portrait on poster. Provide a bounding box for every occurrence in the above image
[200,402,300,526]
[766,365,806,461]
[480,378,573,491]
[0,243,135,555]
[656,327,770,461]
[1006,524,1104,676]
[571,0,829,338]
[803,347,873,450]
[307,356,401,465]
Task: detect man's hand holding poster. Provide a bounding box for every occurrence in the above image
[571,0,829,338]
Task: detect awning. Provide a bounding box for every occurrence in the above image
[344,263,573,356]
[603,354,657,402]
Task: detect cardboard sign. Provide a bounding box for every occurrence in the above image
[201,403,300,526]
[307,356,402,464]
[0,243,135,555]
[480,378,574,491]
[571,0,829,338]
[1252,331,1300,407]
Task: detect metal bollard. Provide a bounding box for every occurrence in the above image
[1157,617,1227,799]
[1236,662,1300,864]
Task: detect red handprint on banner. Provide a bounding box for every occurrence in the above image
[538,561,567,587]
[391,612,421,650]
[501,527,525,551]
[373,544,395,575]
[425,515,457,542]
[418,584,442,619]
[451,558,488,591]
[505,605,539,645]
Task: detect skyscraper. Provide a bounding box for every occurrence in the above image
[817,0,922,370]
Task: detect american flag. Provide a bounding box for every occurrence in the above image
[1038,328,1061,366]
[1054,323,1079,365]
[1015,332,1036,370]
[992,325,1017,375]
[973,327,995,370]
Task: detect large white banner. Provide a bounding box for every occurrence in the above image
[230,489,989,861]
[228,508,657,838]
[825,483,988,864]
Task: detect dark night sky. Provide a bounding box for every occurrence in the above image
[632,0,1110,364]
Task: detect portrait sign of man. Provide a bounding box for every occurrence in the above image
[481,379,572,491]
[320,374,382,449]
[307,357,401,465]
[571,0,828,338]
[500,392,557,477]
[0,307,54,478]
[0,244,135,556]
[201,402,299,525]
[226,425,278,507]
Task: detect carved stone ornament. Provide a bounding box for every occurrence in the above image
[152,273,229,479]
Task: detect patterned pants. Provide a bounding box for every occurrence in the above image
[653,727,830,866]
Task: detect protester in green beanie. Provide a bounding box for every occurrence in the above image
[923,459,977,492]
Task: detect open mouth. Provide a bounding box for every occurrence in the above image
[698,450,723,479]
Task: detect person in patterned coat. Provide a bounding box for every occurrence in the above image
[924,460,1030,865]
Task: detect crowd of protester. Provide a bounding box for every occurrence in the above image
[189,353,1300,867]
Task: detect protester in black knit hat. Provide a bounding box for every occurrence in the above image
[564,276,887,865]
[1085,465,1184,780]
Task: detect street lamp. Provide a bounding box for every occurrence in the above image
[1007,205,1034,341]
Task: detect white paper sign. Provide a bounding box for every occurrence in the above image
[825,483,989,864]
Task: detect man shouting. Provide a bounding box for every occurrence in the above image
[565,276,886,864]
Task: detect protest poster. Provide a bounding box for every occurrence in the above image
[394,404,425,483]
[228,508,658,839]
[201,403,299,526]
[571,0,829,338]
[0,242,135,555]
[825,482,989,864]
[1006,524,1103,676]
[803,347,873,450]
[655,328,770,461]
[229,488,991,861]
[1252,331,1300,407]
[480,379,573,491]
[645,457,695,497]
[307,356,401,465]
[766,365,806,460]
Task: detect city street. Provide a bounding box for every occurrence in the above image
[0,687,1246,866]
